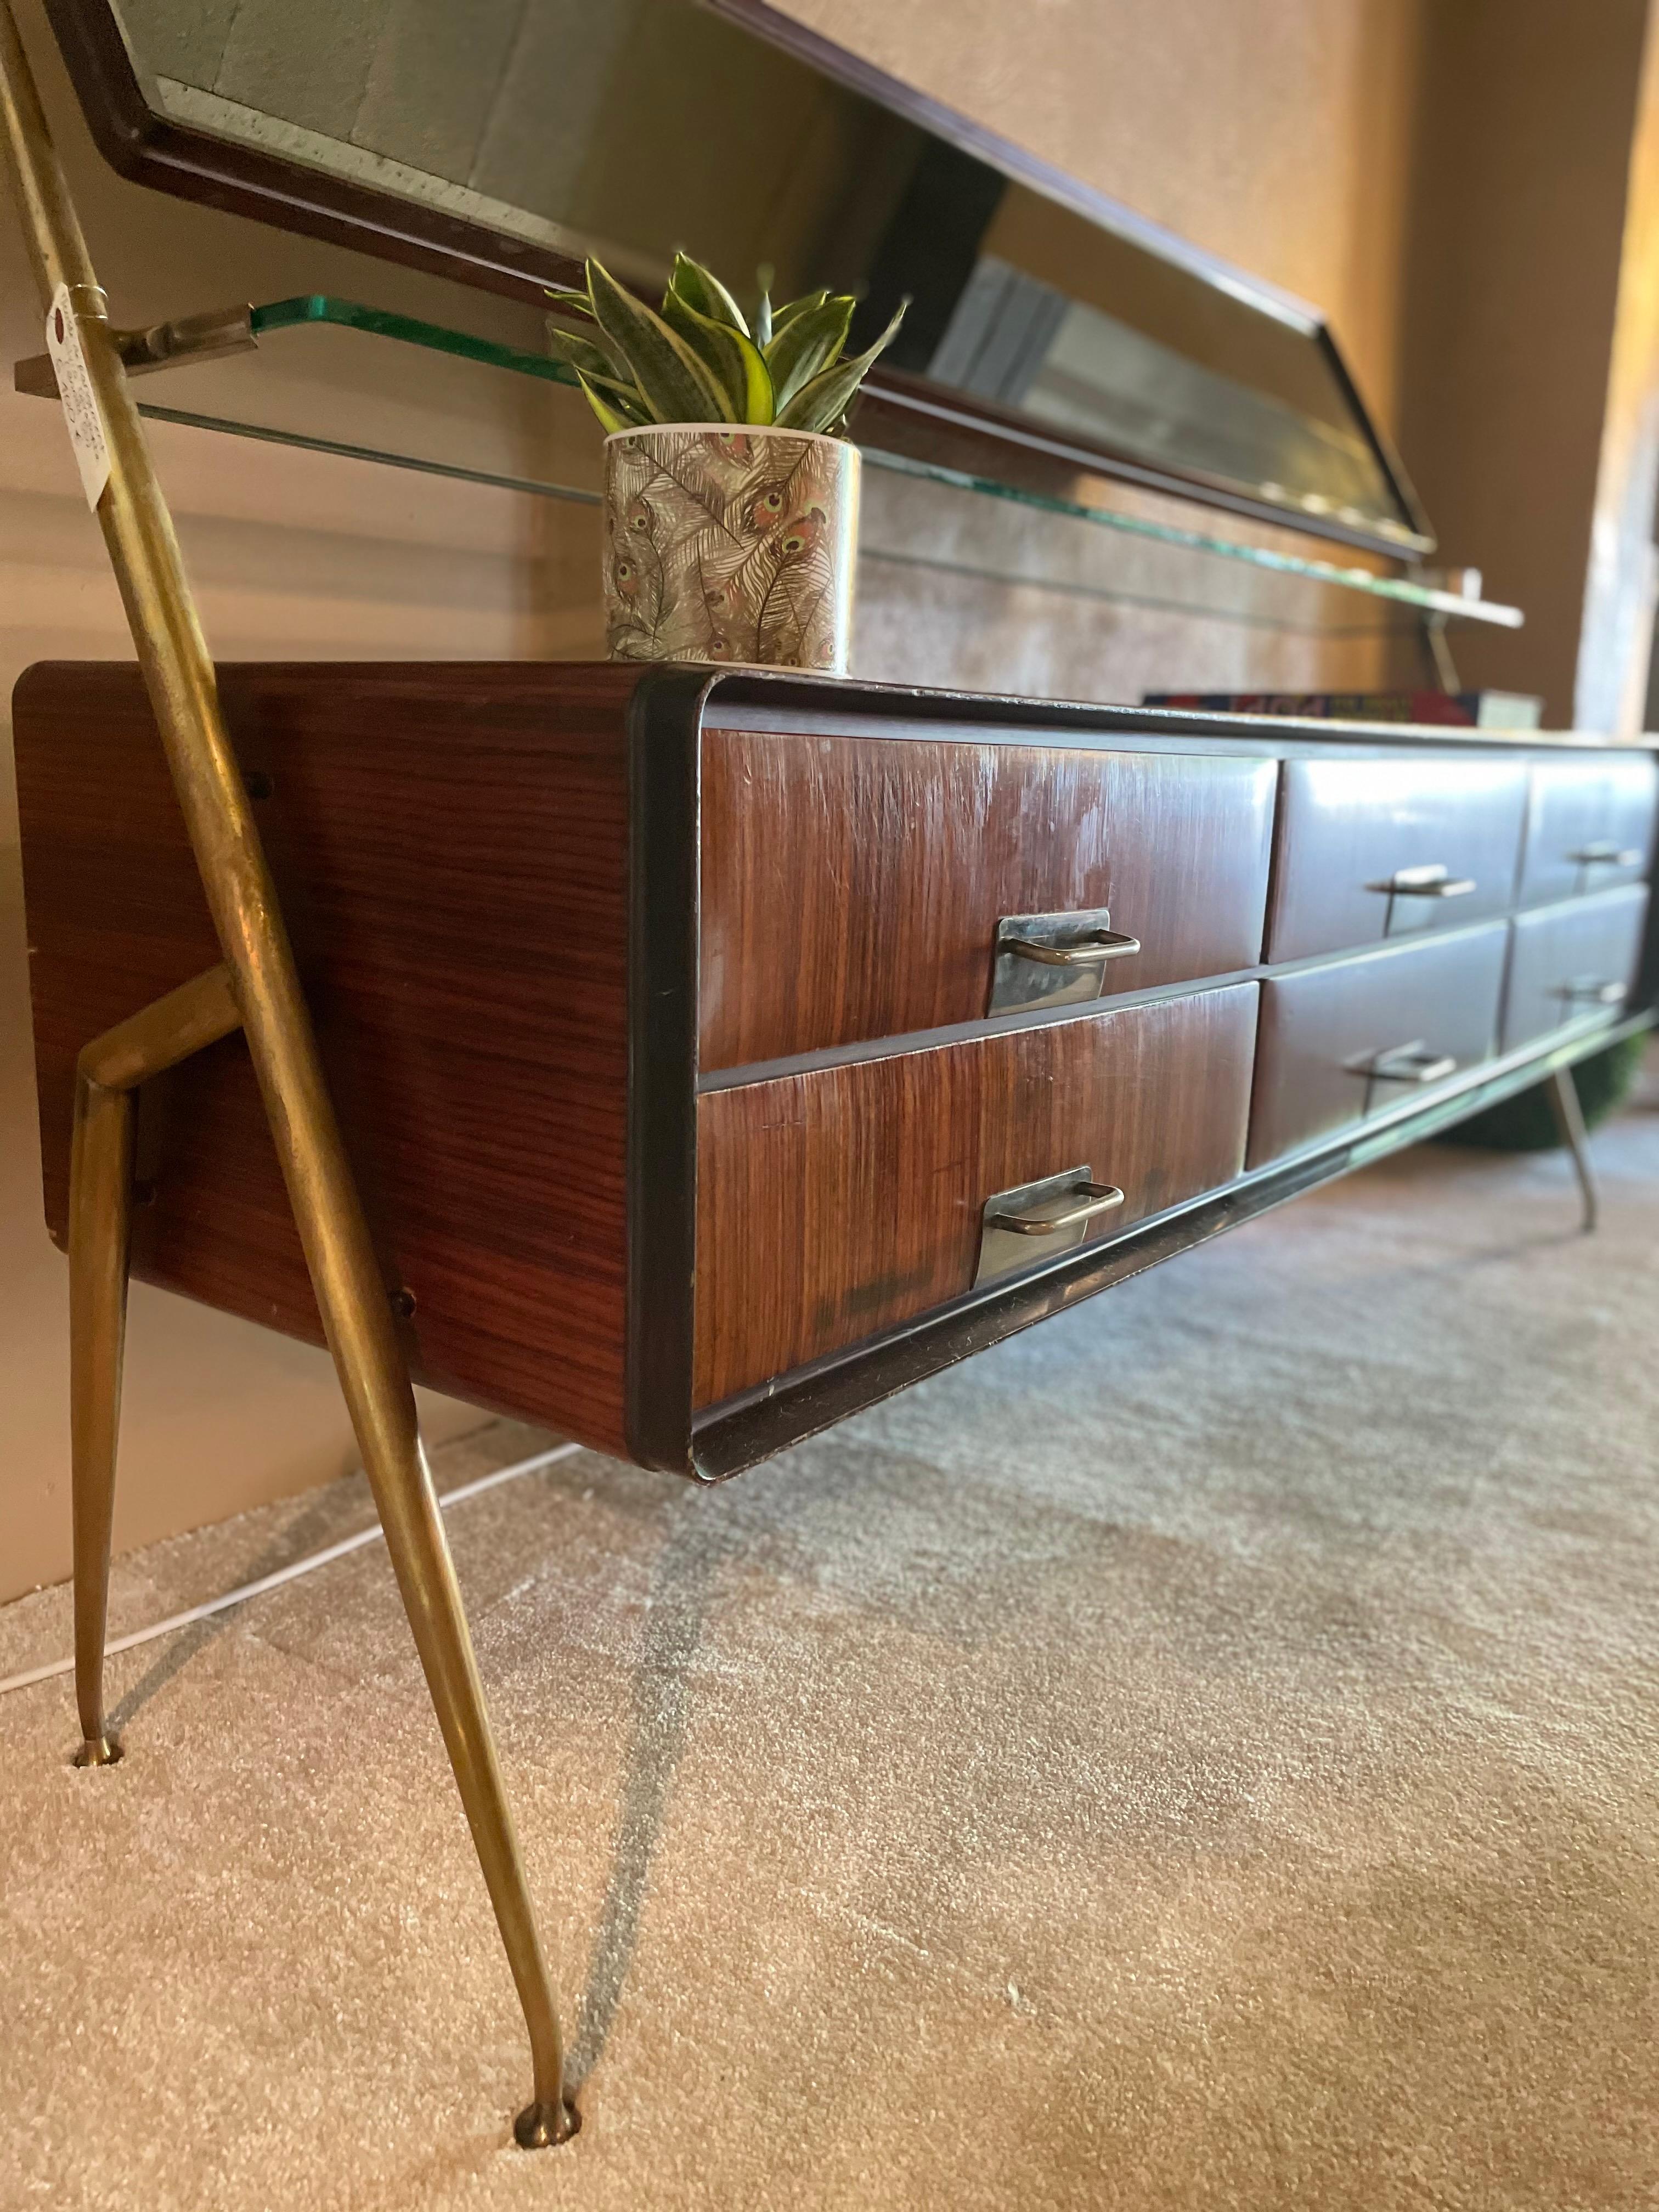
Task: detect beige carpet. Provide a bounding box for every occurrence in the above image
[4,1080,1659,2212]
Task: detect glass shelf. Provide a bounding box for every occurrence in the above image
[94,293,1520,630]
[250,294,581,390]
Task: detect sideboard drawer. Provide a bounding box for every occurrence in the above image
[699,727,1276,1069]
[1517,755,1657,907]
[1249,923,1509,1166]
[1266,756,1529,963]
[695,983,1259,1406]
[1501,885,1649,1051]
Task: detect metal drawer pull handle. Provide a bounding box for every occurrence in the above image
[990,1181,1126,1235]
[1567,842,1642,867]
[1556,978,1628,1005]
[1351,1041,1458,1085]
[1005,929,1141,968]
[1367,863,1476,899]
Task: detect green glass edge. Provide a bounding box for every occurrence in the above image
[251,293,580,388]
[862,450,1523,628]
[234,294,1520,628]
[135,400,601,505]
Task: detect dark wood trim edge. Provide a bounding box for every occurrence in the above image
[40,0,591,302]
[1313,328,1433,550]
[623,664,714,1471]
[699,671,1630,753]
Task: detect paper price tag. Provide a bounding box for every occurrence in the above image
[45,283,111,512]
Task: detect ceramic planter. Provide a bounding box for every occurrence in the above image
[602,424,860,672]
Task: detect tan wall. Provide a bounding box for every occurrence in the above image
[1578,3,1659,734]
[1393,0,1652,726]
[776,0,1427,425]
[1,0,1437,1600]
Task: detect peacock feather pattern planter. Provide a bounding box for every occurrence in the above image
[603,425,859,671]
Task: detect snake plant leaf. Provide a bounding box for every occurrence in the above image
[764,294,855,413]
[662,287,775,423]
[580,363,653,420]
[753,285,773,351]
[586,258,734,422]
[668,252,750,337]
[545,320,631,385]
[772,298,908,431]
[574,366,651,433]
[545,283,597,320]
[769,288,831,339]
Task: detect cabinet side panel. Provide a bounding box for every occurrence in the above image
[13,660,636,1456]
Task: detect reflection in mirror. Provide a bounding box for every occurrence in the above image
[101,0,1425,550]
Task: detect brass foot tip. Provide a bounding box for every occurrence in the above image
[513,2098,580,2150]
[72,1734,123,1769]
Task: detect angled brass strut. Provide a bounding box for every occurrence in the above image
[0,2,576,2149]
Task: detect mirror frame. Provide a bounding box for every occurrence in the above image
[43,0,1434,560]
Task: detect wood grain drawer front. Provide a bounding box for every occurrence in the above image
[1248,923,1509,1167]
[1266,756,1530,963]
[693,983,1258,1407]
[699,727,1276,1069]
[1518,755,1657,907]
[1501,885,1649,1052]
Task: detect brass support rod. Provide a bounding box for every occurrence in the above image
[69,963,244,1764]
[81,962,243,1091]
[67,1070,133,1768]
[15,302,257,399]
[0,5,573,2147]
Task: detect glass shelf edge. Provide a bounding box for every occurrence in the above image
[859,449,1522,628]
[89,290,1521,630]
[250,294,582,388]
[134,402,602,505]
[120,407,1398,636]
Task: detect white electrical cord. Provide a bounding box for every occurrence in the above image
[0,1440,583,1700]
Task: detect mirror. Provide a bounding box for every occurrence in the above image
[52,0,1430,556]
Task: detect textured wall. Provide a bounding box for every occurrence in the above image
[1578,4,1659,734]
[773,0,1427,426]
[1394,0,1652,727]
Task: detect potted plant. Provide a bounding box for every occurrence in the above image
[548,256,904,673]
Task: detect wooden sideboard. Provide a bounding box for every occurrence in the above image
[14,662,1657,1482]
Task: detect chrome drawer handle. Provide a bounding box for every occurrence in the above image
[1555,978,1628,1005]
[989,1181,1126,1235]
[1567,842,1642,867]
[1350,1040,1458,1086]
[1005,929,1141,969]
[1366,863,1476,899]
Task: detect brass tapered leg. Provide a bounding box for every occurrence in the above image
[352,1401,577,2148]
[0,11,573,2143]
[65,964,247,1765]
[67,1073,133,1769]
[1545,1063,1600,1234]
